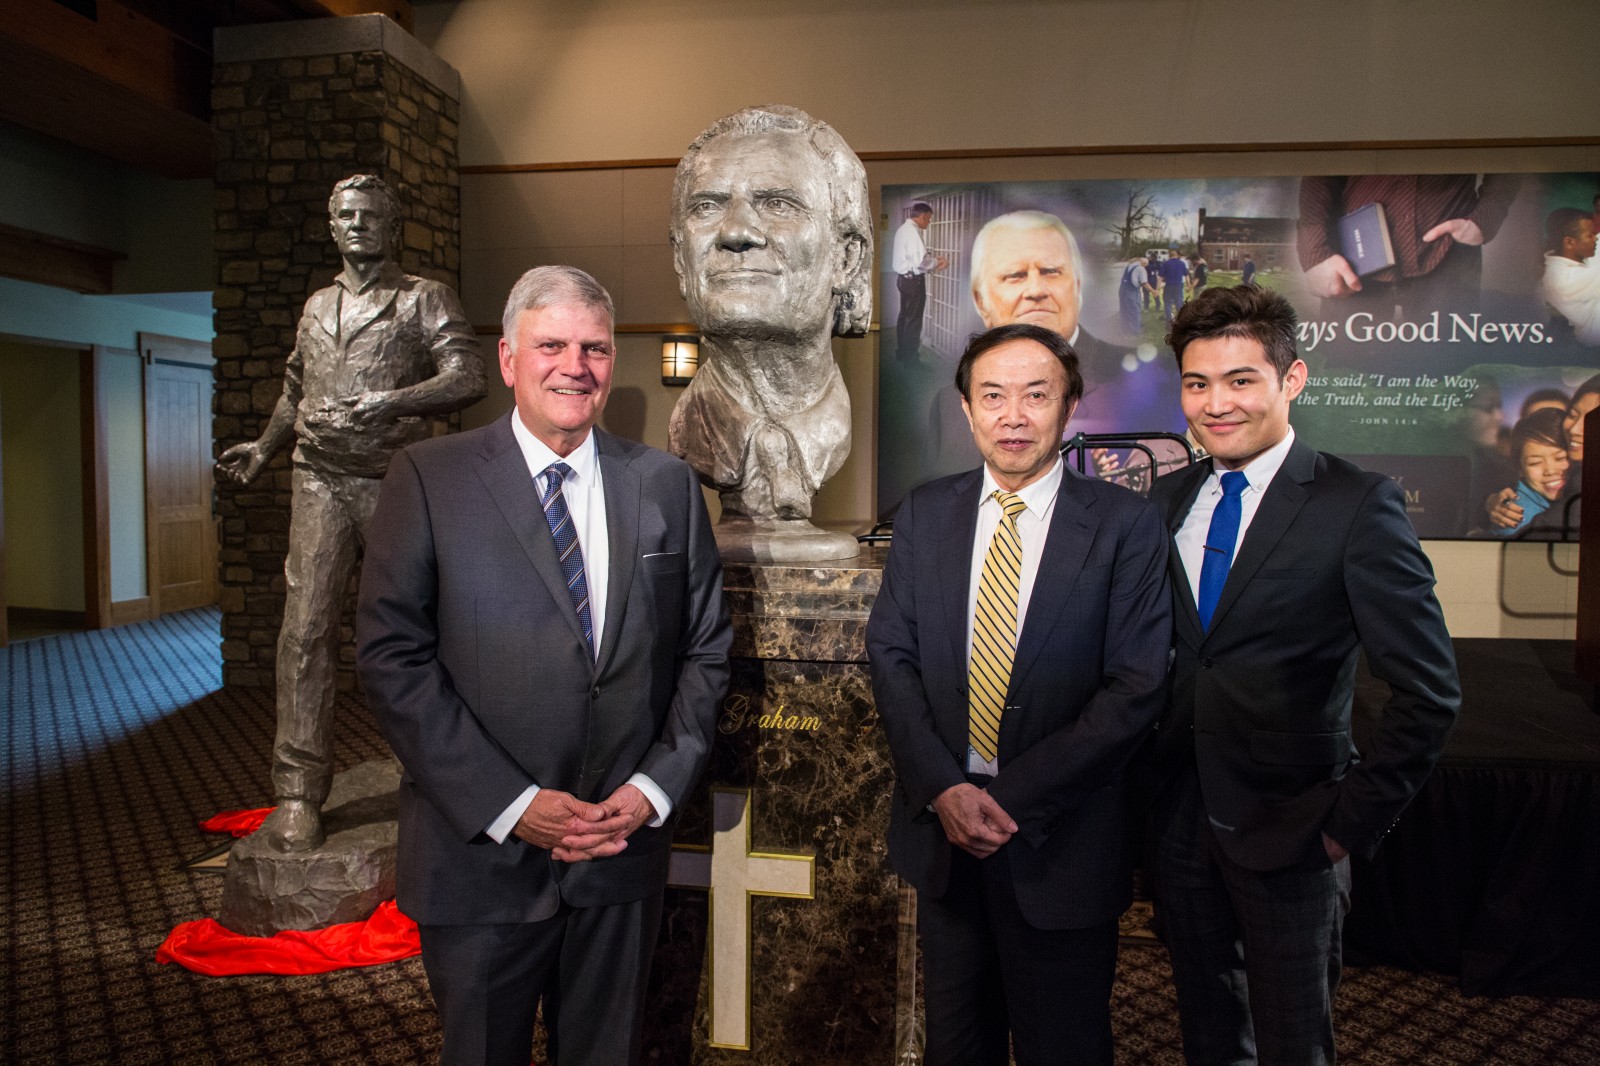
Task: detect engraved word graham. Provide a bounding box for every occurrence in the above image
[718,694,821,734]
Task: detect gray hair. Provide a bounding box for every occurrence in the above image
[670,104,873,336]
[328,174,403,249]
[969,210,1085,319]
[500,265,616,344]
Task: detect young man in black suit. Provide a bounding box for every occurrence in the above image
[1148,285,1460,1065]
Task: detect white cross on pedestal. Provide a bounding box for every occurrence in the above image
[668,787,815,1051]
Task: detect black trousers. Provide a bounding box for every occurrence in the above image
[1150,771,1351,1066]
[895,272,928,361]
[418,893,663,1066]
[918,846,1119,1066]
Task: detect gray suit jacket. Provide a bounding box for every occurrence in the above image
[356,414,731,924]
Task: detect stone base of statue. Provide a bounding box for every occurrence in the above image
[643,549,919,1064]
[712,515,861,564]
[218,758,402,937]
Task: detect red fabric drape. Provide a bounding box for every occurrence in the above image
[160,808,420,975]
[156,900,420,976]
[198,807,274,837]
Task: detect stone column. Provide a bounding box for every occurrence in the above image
[210,15,465,688]
[644,551,914,1064]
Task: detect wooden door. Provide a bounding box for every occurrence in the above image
[144,356,214,614]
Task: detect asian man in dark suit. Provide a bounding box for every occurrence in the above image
[356,265,731,1066]
[868,322,1171,1065]
[1147,285,1460,1065]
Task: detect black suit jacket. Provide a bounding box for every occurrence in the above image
[867,464,1171,929]
[1071,327,1131,383]
[355,415,731,925]
[1150,440,1460,871]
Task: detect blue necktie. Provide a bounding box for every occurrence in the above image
[540,463,593,657]
[1197,471,1248,631]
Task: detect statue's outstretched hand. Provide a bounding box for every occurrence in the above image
[216,441,267,485]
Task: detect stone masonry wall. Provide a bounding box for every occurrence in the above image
[211,48,462,689]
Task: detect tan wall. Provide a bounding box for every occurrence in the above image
[0,341,85,613]
[415,0,1599,166]
[422,0,1600,637]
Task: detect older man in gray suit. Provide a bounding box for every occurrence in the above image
[357,265,731,1066]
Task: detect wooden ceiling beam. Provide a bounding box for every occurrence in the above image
[0,222,125,295]
[0,0,417,178]
[0,0,210,119]
[284,0,414,33]
[0,32,211,178]
[0,0,212,176]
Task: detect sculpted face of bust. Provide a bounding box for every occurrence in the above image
[673,129,839,343]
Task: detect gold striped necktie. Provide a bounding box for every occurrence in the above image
[968,490,1028,763]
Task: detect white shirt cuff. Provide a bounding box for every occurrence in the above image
[627,773,670,827]
[487,774,669,843]
[487,783,541,843]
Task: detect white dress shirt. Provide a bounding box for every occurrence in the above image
[1543,252,1600,345]
[1174,427,1297,606]
[963,456,1065,774]
[487,416,669,842]
[892,217,935,276]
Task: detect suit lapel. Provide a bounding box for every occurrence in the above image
[935,470,984,672]
[340,265,402,342]
[1204,438,1315,637]
[1164,463,1210,641]
[474,413,590,654]
[310,287,340,342]
[595,429,639,677]
[1009,471,1096,694]
[343,287,399,343]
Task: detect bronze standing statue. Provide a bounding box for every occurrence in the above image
[217,174,486,853]
[668,105,873,561]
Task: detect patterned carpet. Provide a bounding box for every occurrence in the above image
[3,609,1599,1064]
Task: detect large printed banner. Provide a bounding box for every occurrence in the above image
[880,174,1600,539]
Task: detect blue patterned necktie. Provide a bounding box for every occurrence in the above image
[540,463,593,657]
[1197,471,1249,631]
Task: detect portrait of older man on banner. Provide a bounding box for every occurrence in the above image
[969,209,1134,382]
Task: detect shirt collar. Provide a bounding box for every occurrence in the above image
[1211,425,1295,493]
[334,262,403,297]
[981,452,1064,517]
[510,413,599,485]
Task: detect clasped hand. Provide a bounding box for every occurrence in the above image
[1485,487,1524,529]
[303,392,391,431]
[932,782,1018,859]
[338,390,394,426]
[513,783,656,862]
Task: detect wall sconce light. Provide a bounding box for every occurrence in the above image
[661,334,700,386]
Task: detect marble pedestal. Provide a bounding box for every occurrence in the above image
[643,549,917,1064]
[218,758,401,937]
